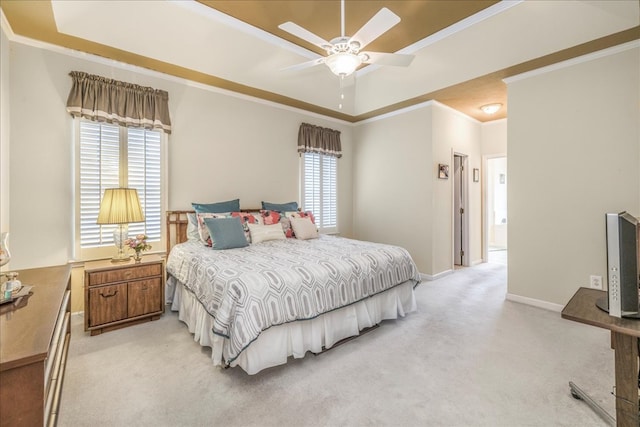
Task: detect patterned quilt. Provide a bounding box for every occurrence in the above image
[166,234,421,364]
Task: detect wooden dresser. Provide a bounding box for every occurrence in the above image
[0,264,72,427]
[84,255,164,335]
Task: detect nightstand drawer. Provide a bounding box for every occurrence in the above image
[128,278,162,317]
[88,283,128,327]
[87,263,162,285]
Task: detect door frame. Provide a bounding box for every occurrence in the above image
[482,153,507,262]
[452,151,470,267]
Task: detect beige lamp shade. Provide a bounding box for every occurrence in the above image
[96,188,145,224]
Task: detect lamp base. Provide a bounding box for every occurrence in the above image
[110,253,131,263]
[112,224,130,263]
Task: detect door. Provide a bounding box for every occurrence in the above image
[454,155,465,265]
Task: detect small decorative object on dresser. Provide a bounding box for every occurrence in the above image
[124,234,152,263]
[84,254,164,335]
[0,231,10,267]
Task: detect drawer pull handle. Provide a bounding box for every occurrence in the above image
[100,290,118,298]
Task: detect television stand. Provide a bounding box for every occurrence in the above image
[562,287,639,427]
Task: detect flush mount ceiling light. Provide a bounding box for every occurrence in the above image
[279,0,414,78]
[480,103,502,114]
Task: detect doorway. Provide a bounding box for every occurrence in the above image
[484,156,507,264]
[453,154,469,267]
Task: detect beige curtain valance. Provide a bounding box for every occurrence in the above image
[297,122,342,158]
[66,71,172,134]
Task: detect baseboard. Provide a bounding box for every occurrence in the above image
[471,259,484,266]
[505,293,564,312]
[420,270,453,281]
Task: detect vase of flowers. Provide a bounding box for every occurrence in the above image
[125,234,152,262]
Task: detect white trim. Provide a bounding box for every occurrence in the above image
[358,0,523,78]
[506,293,564,313]
[1,19,351,127]
[433,100,481,124]
[504,39,640,84]
[420,270,453,281]
[482,117,507,125]
[171,0,320,60]
[354,100,434,125]
[400,1,523,54]
[354,100,479,126]
[471,259,483,266]
[0,9,14,39]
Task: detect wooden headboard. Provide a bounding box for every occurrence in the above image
[166,210,193,254]
[166,208,263,254]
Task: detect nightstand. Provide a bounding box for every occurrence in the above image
[84,254,165,335]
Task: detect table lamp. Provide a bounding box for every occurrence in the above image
[97,188,145,262]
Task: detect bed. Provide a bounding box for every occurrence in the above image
[165,210,421,374]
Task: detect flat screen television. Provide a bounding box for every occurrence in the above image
[596,211,640,318]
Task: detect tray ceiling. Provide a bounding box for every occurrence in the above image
[1,0,638,122]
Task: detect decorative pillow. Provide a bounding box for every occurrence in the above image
[260,210,293,238]
[283,210,316,238]
[261,201,299,212]
[248,223,286,244]
[230,212,263,243]
[186,213,200,241]
[290,217,319,240]
[197,212,229,246]
[285,210,316,224]
[192,199,240,213]
[203,217,248,250]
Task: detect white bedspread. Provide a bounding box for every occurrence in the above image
[166,235,421,366]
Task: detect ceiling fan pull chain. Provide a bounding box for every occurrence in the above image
[339,75,345,109]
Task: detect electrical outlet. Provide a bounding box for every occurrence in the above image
[589,275,603,290]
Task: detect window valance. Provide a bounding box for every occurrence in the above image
[66,71,172,134]
[297,123,342,158]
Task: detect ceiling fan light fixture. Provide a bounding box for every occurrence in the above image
[325,52,362,77]
[480,103,502,114]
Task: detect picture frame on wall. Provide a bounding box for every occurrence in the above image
[438,164,449,179]
[473,168,479,182]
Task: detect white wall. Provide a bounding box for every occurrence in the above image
[0,23,10,240]
[353,105,434,273]
[353,102,483,276]
[432,103,483,269]
[481,119,507,156]
[4,38,353,269]
[507,43,640,306]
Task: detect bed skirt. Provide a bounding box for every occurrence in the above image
[168,275,417,374]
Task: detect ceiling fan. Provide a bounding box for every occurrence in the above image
[278,0,415,78]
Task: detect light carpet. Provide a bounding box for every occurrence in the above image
[58,262,615,426]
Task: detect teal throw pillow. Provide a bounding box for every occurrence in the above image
[203,217,248,250]
[261,201,298,212]
[192,199,240,213]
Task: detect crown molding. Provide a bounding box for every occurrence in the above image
[504,39,639,84]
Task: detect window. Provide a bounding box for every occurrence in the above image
[301,152,337,233]
[76,120,164,259]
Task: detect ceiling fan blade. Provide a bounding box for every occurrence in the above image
[278,22,331,50]
[361,51,414,67]
[281,57,326,72]
[349,8,401,50]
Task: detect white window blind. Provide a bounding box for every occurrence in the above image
[78,120,161,250]
[302,152,337,233]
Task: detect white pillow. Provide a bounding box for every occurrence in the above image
[248,223,286,244]
[290,217,319,240]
